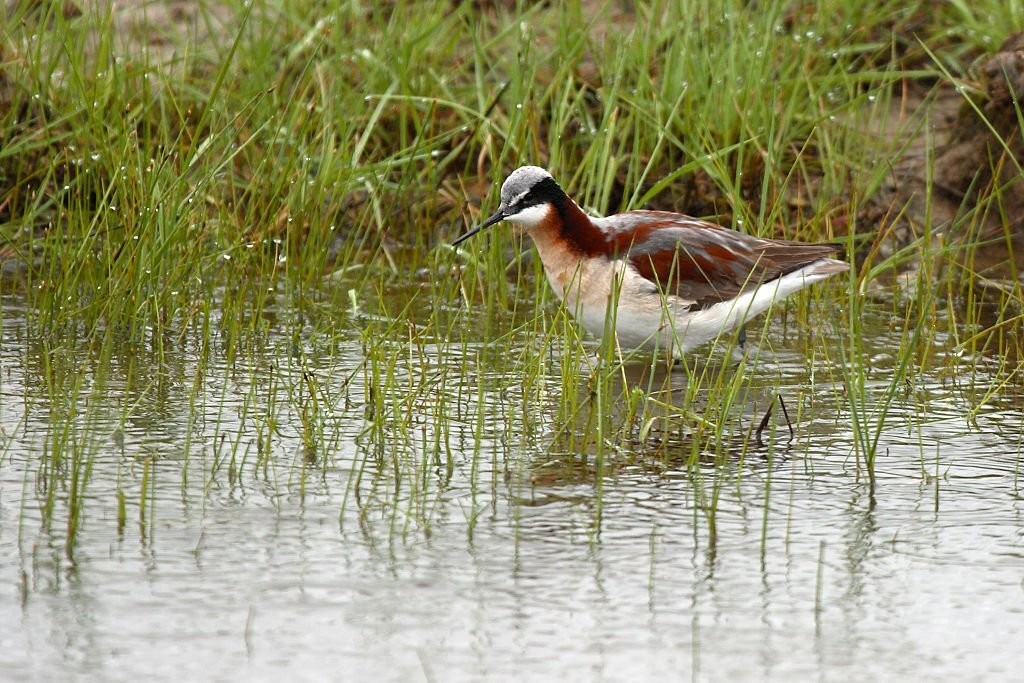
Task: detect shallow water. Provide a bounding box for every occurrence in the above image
[1,289,1023,682]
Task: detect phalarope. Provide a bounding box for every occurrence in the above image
[453,166,848,357]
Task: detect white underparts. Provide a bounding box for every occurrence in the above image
[548,256,842,357]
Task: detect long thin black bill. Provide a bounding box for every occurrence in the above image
[451,208,506,246]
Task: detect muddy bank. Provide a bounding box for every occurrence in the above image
[865,33,1024,253]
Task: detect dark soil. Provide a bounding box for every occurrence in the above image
[865,33,1024,253]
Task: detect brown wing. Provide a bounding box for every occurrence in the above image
[606,212,839,309]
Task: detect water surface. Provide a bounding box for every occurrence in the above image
[1,289,1022,682]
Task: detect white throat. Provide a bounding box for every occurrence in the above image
[505,203,551,230]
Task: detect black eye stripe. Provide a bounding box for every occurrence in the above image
[509,177,564,213]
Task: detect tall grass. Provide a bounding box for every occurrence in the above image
[2,0,1023,550]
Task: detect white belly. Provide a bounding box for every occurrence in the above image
[543,256,692,355]
[542,255,832,357]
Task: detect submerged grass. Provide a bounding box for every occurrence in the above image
[2,0,1024,551]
